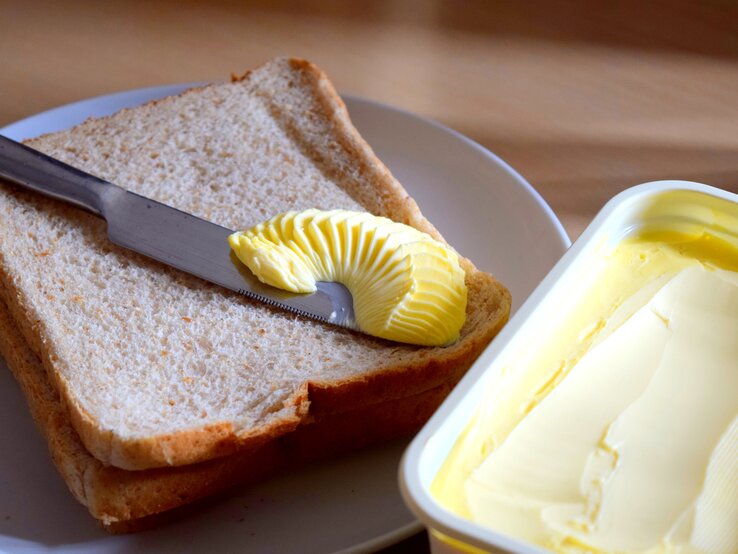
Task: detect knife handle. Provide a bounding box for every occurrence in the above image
[0,134,118,217]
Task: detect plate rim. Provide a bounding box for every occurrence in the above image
[345,95,570,252]
[0,85,569,553]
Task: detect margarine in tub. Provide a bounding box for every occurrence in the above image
[401,183,738,554]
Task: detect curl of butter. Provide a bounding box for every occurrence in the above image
[228,209,467,346]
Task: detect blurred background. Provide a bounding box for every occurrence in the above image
[2,0,738,240]
[1,1,737,551]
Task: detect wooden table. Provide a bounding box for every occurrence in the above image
[3,0,738,240]
[2,0,737,550]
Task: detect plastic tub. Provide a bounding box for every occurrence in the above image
[400,180,738,554]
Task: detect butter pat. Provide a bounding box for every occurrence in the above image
[228,209,467,346]
[432,232,738,553]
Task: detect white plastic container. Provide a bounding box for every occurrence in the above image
[400,180,738,554]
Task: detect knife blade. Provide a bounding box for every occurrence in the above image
[0,135,358,331]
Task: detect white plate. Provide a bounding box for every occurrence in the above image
[0,86,569,554]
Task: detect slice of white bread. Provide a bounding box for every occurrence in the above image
[0,295,452,529]
[0,57,510,471]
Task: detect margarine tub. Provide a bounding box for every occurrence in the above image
[400,181,738,554]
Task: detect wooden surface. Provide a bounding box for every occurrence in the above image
[3,0,738,240]
[1,1,737,550]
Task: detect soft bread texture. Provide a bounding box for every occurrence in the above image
[0,297,452,527]
[0,57,510,471]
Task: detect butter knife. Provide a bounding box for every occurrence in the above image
[0,135,357,331]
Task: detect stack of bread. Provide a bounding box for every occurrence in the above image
[0,58,510,531]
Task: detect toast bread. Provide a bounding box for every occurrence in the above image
[0,57,509,474]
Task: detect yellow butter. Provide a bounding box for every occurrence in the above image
[228,209,467,346]
[432,229,738,554]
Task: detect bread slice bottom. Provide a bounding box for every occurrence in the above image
[0,298,452,531]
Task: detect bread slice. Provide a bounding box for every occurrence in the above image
[0,57,510,471]
[0,295,452,528]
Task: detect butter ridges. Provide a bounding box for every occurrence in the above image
[228,209,467,346]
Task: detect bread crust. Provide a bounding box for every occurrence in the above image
[0,57,511,470]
